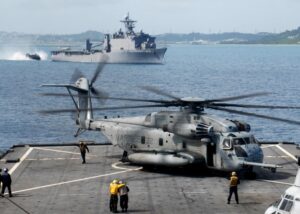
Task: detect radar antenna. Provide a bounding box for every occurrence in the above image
[121,13,136,35]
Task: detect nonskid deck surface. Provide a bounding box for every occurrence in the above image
[0,143,298,214]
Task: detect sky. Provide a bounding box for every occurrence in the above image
[1,0,300,35]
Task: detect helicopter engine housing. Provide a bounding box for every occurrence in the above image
[231,120,251,132]
[164,123,213,139]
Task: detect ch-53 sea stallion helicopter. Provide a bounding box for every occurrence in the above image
[40,62,300,176]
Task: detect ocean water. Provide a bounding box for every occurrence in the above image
[0,44,300,151]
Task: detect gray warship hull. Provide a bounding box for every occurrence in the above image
[51,47,167,64]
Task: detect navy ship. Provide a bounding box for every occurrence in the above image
[51,14,167,64]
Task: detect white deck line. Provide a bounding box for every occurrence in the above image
[257,179,293,186]
[12,163,142,194]
[276,145,297,161]
[33,147,96,156]
[9,147,33,175]
[261,145,277,149]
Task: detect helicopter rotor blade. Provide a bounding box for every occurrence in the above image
[140,86,181,100]
[210,103,300,109]
[205,92,270,103]
[39,104,168,115]
[90,55,108,87]
[90,87,109,105]
[208,105,300,126]
[39,93,172,104]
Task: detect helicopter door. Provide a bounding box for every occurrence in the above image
[207,142,216,167]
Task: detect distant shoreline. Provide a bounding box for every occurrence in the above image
[1,27,300,45]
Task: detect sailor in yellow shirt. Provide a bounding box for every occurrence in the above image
[227,171,240,204]
[109,179,119,213]
[109,179,126,213]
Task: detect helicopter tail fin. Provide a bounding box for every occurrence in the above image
[41,77,93,134]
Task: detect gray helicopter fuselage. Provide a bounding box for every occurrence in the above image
[89,111,264,171]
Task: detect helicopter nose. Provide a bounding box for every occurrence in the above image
[245,145,263,162]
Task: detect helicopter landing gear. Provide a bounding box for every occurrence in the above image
[121,151,129,162]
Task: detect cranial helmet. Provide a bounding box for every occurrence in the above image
[113,179,118,184]
[232,171,237,176]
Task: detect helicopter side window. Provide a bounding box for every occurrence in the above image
[159,138,163,146]
[271,199,281,208]
[182,141,187,149]
[222,139,232,150]
[141,136,145,144]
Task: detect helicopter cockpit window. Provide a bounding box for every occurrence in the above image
[232,137,252,145]
[279,199,293,212]
[272,199,281,208]
[222,139,232,150]
[285,195,294,200]
[233,138,245,145]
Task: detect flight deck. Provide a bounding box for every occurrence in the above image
[0,143,299,214]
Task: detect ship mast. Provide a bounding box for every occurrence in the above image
[120,13,136,35]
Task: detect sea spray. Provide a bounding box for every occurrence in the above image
[2,50,48,60]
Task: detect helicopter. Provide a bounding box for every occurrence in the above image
[40,62,300,176]
[265,157,300,214]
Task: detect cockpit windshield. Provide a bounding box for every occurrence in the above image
[222,135,258,149]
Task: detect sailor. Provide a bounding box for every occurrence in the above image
[118,180,130,212]
[227,171,239,204]
[79,141,89,164]
[109,179,119,213]
[1,168,12,197]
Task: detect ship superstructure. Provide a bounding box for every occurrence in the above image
[51,14,167,64]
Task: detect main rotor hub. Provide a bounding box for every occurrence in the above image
[181,97,205,102]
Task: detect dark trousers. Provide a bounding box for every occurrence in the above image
[120,195,128,211]
[1,183,12,197]
[81,152,86,163]
[110,194,118,212]
[228,186,239,203]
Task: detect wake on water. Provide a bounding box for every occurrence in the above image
[1,50,48,61]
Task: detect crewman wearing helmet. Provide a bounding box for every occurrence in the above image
[109,179,120,213]
[79,141,89,164]
[1,168,12,197]
[118,180,130,212]
[227,171,239,204]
